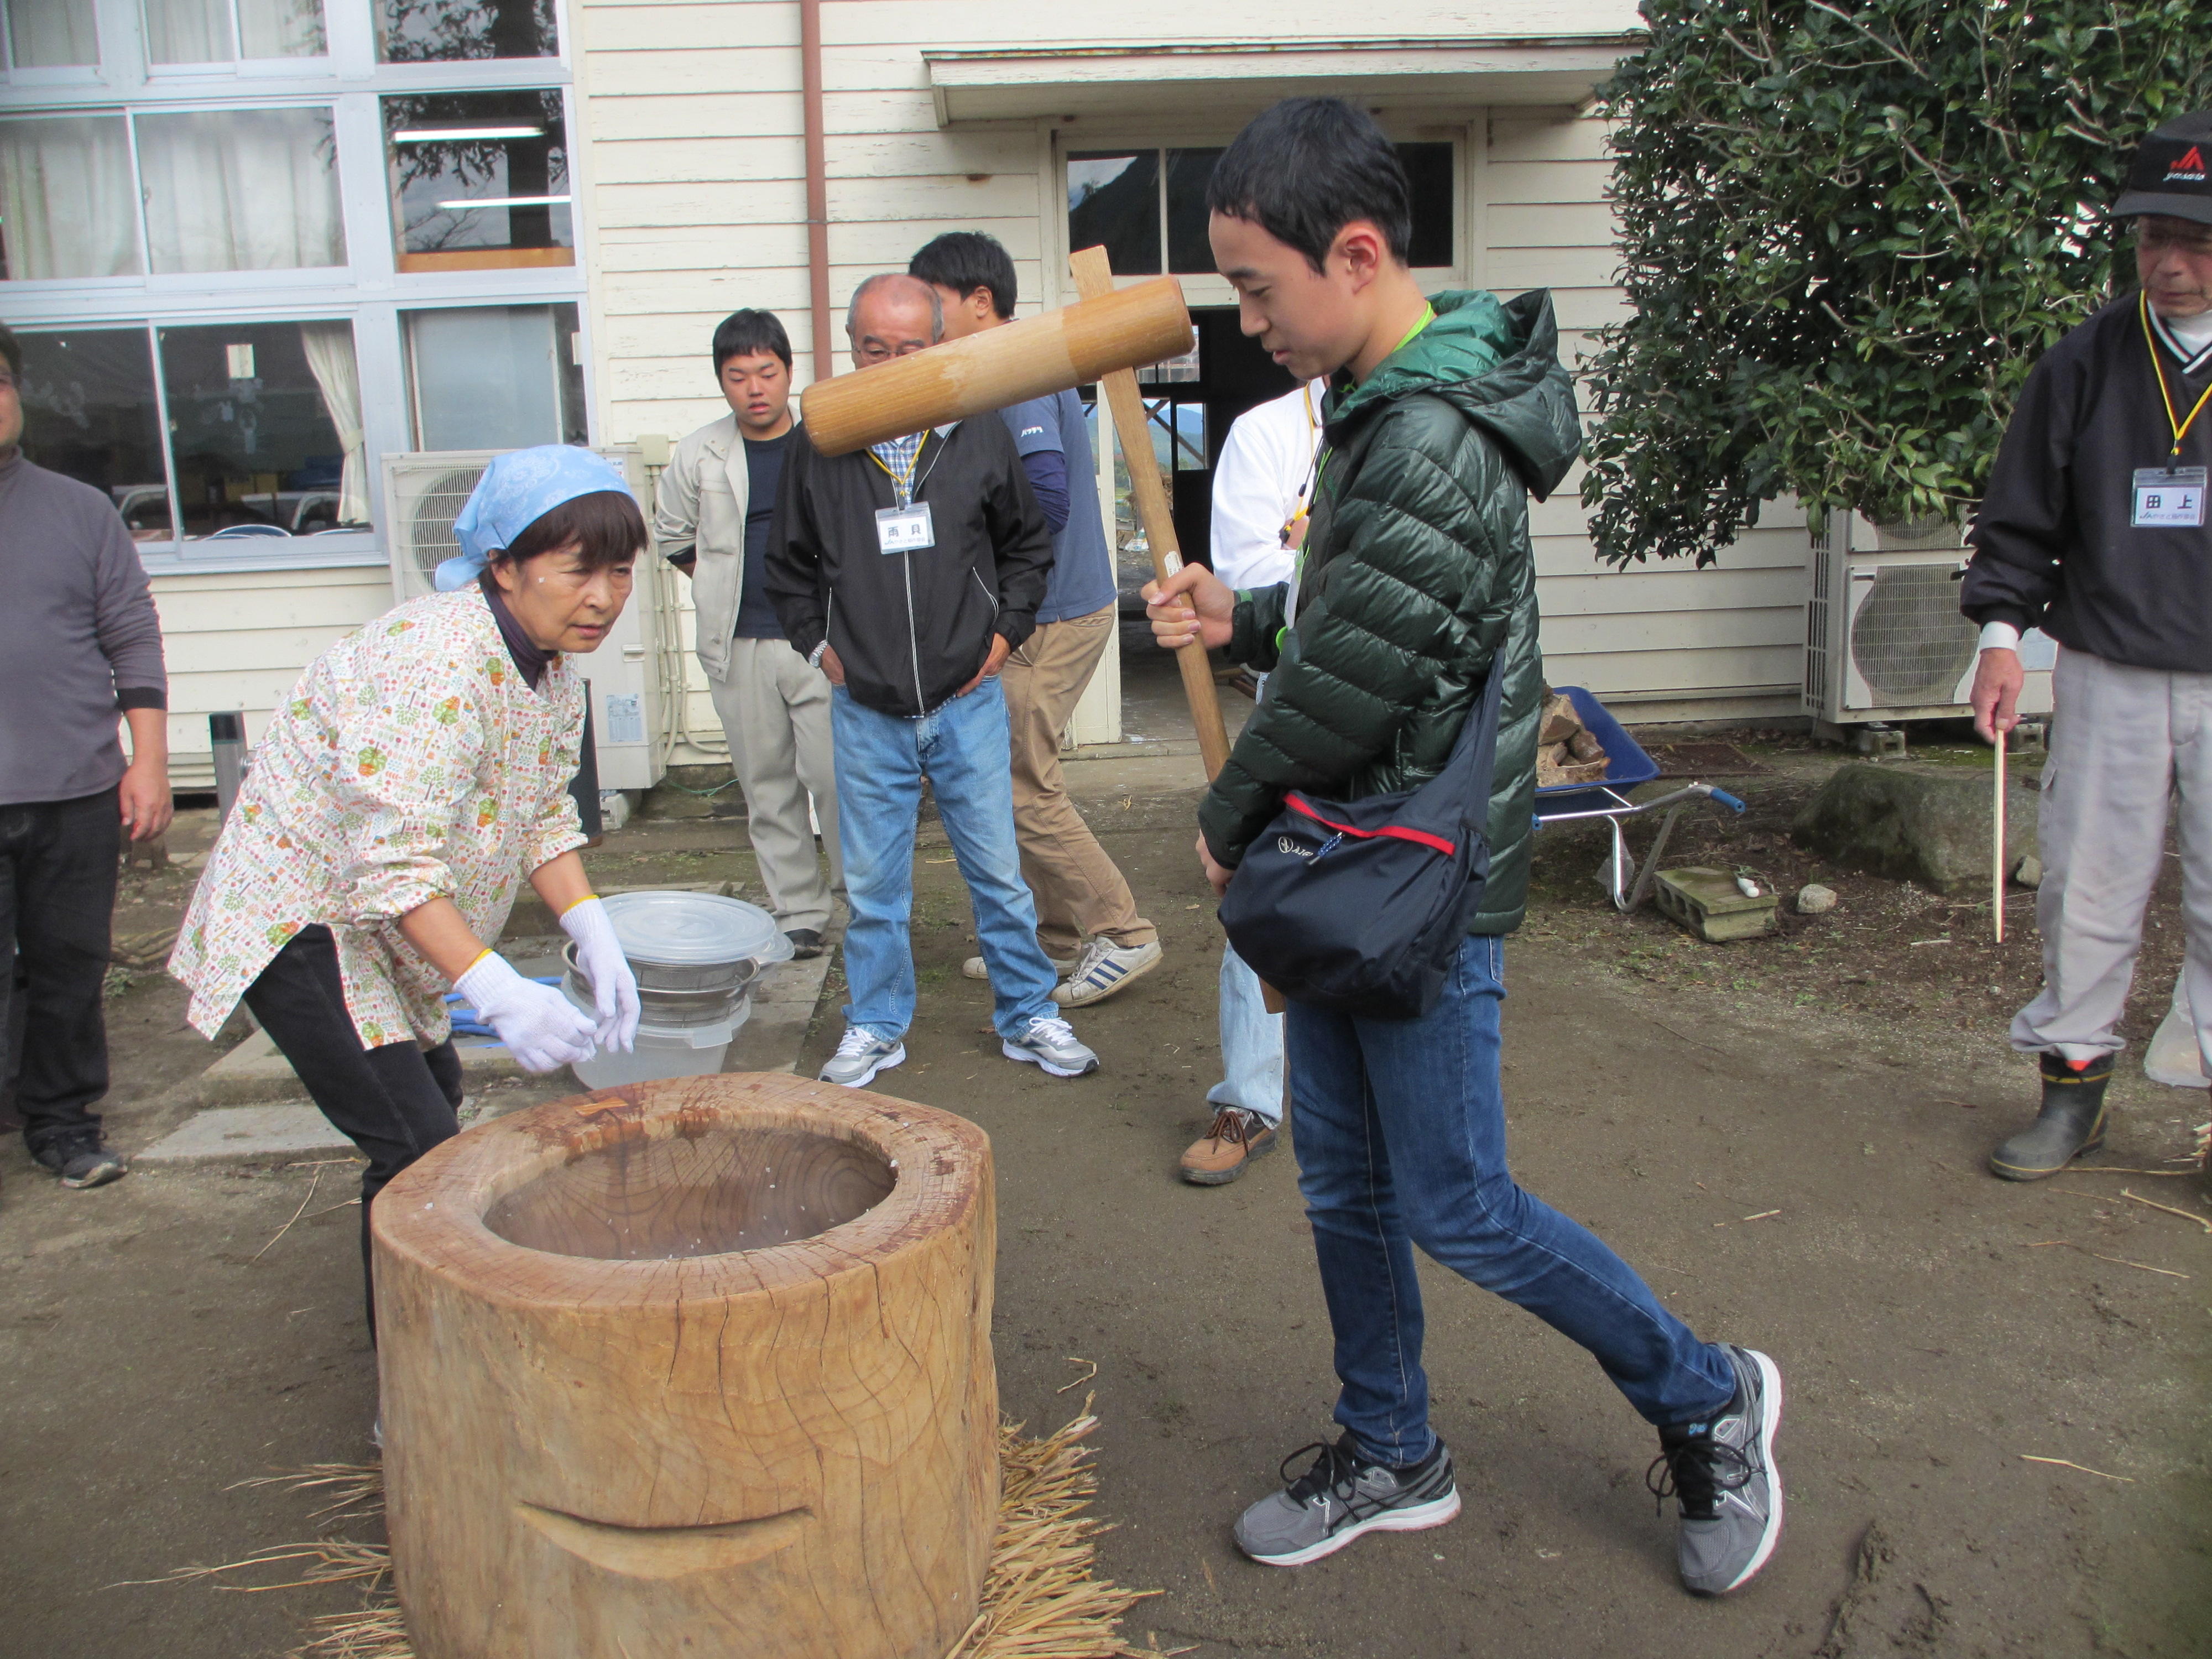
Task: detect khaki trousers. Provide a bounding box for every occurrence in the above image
[2013,646,2212,1072]
[998,604,1156,957]
[706,637,842,934]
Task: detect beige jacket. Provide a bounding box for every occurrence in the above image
[653,411,753,682]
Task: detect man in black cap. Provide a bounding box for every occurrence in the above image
[1963,111,2212,1181]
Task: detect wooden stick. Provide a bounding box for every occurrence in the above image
[1994,732,2006,943]
[1068,245,1233,782]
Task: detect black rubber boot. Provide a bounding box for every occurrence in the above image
[1990,1052,2113,1181]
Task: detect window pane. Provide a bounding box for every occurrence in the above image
[1068,152,1159,276]
[238,0,327,58]
[1396,143,1454,268]
[15,328,173,540]
[144,0,325,62]
[137,108,346,274]
[1165,147,1224,274]
[384,90,572,271]
[406,303,583,451]
[0,116,139,279]
[158,322,352,539]
[378,0,556,61]
[7,0,98,67]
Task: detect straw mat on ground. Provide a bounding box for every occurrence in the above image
[160,1405,1177,1659]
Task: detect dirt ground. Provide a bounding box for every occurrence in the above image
[2,697,2208,1659]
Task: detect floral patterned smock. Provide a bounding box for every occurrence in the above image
[171,587,587,1048]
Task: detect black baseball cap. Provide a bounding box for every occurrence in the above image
[2115,109,2212,226]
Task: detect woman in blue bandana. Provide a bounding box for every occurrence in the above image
[173,447,648,1344]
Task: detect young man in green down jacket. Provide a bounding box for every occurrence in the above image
[1145,99,1784,1597]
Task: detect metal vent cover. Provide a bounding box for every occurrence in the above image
[404,466,487,579]
[1849,564,1976,705]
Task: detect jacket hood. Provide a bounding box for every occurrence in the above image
[1331,289,1582,500]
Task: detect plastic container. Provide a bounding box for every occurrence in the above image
[564,890,794,1091]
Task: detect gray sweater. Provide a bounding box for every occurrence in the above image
[0,451,168,806]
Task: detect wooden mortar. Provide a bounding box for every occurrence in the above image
[371,1073,998,1659]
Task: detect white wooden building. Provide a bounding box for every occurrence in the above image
[0,1,1808,791]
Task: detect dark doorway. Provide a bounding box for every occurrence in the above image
[1088,305,1299,607]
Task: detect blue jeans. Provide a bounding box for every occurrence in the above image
[831,680,1060,1042]
[1210,945,1285,1124]
[1287,933,1735,1465]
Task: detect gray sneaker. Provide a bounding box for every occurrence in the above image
[963,951,1076,982]
[1234,1433,1460,1567]
[818,1027,905,1088]
[1650,1345,1783,1595]
[1000,1015,1099,1078]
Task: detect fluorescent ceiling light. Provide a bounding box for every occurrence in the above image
[434,195,572,210]
[393,126,544,143]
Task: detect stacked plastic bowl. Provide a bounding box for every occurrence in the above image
[564,890,795,1088]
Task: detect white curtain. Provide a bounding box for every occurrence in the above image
[135,107,345,274]
[143,0,324,62]
[238,0,325,58]
[0,116,138,279]
[299,320,368,526]
[7,0,98,66]
[142,0,231,62]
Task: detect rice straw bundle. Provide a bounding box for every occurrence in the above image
[164,1406,1179,1659]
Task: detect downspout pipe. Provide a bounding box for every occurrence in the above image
[801,0,833,385]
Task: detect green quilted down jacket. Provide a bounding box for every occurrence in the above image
[1197,288,1580,936]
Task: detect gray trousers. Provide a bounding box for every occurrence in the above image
[2013,647,2212,1075]
[706,637,842,934]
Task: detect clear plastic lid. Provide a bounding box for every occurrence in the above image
[601,890,790,967]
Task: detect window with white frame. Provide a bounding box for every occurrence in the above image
[0,0,587,571]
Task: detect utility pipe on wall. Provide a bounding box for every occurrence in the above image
[800,0,833,384]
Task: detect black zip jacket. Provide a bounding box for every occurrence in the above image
[1961,291,2212,672]
[766,417,1053,718]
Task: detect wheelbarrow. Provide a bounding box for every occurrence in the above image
[1532,686,1746,912]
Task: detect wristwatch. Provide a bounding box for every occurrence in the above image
[807,640,829,669]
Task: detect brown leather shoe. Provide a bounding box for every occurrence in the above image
[1180,1107,1279,1186]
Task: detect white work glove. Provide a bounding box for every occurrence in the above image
[454,951,598,1074]
[560,895,641,1055]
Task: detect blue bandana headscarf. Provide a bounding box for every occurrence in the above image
[436,446,635,592]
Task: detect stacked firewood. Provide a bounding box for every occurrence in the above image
[1537,688,1610,787]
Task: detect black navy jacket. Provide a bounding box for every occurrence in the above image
[766,416,1053,718]
[1961,291,2212,672]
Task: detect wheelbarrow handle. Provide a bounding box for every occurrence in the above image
[1706,787,1747,814]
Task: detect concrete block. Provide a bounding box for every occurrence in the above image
[135,1104,354,1164]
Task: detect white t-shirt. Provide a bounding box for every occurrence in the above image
[1209,379,1328,591]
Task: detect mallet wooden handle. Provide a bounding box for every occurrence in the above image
[1068,246,1233,782]
[1994,735,2007,944]
[800,276,1196,458]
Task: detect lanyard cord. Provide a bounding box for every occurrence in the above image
[2141,291,2212,460]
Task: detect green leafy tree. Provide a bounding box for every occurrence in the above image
[1580,1,2212,566]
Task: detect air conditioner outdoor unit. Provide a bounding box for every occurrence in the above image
[380,447,667,792]
[1803,513,2055,726]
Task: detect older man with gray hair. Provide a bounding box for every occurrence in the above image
[766,273,1100,1088]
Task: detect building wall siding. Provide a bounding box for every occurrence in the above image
[150,566,396,790]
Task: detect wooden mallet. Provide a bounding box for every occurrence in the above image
[799,274,1197,458]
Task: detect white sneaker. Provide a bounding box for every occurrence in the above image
[1001,1015,1099,1078]
[819,1026,905,1088]
[1051,938,1164,1006]
[963,950,1077,982]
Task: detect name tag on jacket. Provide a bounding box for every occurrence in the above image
[2132,467,2207,528]
[876,503,935,553]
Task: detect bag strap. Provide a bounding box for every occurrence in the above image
[1395,651,1507,842]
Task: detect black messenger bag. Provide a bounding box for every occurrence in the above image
[1217,666,1504,1021]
